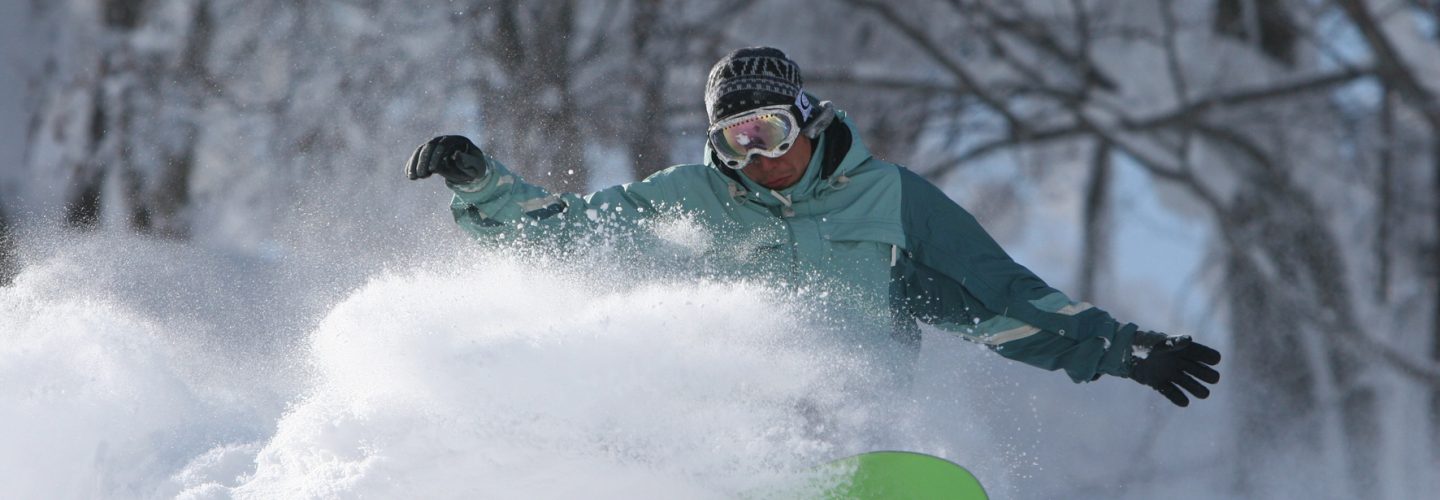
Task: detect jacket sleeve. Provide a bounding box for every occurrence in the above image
[895,168,1137,382]
[445,152,679,246]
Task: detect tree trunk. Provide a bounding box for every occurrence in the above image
[627,0,674,181]
[65,166,106,230]
[65,0,151,232]
[0,202,16,286]
[1226,201,1319,495]
[1226,172,1378,497]
[1431,133,1440,455]
[65,85,109,230]
[474,1,588,194]
[128,0,207,238]
[1077,141,1111,299]
[1376,88,1393,301]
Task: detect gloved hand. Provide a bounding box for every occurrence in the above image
[1128,331,1221,407]
[405,135,487,184]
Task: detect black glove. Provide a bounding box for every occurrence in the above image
[405,135,487,184]
[1128,331,1221,407]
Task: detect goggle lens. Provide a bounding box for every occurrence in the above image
[709,111,797,167]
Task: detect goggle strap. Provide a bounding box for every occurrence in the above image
[800,100,835,139]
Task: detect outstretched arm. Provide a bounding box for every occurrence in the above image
[405,135,678,245]
[894,168,1219,406]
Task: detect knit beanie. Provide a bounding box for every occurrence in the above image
[704,47,812,124]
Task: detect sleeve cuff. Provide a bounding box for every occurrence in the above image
[1097,322,1139,379]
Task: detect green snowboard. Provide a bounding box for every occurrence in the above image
[751,451,989,499]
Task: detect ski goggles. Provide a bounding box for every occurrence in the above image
[708,105,801,169]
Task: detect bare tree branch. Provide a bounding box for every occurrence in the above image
[806,73,966,95]
[1122,66,1373,129]
[1336,0,1440,129]
[973,0,1117,91]
[926,120,1089,170]
[925,66,1371,177]
[1160,1,1191,105]
[1068,0,1101,96]
[573,0,624,66]
[843,0,1028,131]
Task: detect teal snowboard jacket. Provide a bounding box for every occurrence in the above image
[444,106,1139,383]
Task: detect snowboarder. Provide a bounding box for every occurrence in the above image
[405,47,1219,407]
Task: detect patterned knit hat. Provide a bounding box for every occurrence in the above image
[704,47,810,124]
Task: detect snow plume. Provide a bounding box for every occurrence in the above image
[0,231,299,499]
[0,230,1007,499]
[225,258,883,498]
[1,284,213,499]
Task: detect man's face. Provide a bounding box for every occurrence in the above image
[740,134,813,190]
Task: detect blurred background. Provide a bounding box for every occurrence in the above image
[1,0,1437,498]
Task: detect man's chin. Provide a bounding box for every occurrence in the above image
[762,173,799,189]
